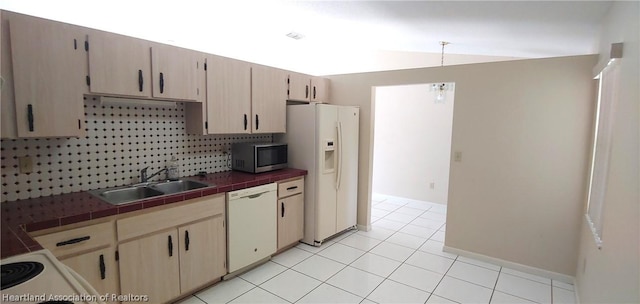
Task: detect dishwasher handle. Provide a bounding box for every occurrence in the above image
[246,191,270,199]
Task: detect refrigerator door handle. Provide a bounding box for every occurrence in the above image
[336,121,343,190]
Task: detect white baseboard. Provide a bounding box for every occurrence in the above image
[372,193,443,206]
[443,245,575,284]
[357,224,371,232]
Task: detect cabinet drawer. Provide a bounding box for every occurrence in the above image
[278,178,304,198]
[33,221,115,258]
[117,194,224,242]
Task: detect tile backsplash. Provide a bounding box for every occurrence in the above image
[0,97,272,202]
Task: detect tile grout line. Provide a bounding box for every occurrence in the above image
[487,263,503,304]
[424,253,462,304]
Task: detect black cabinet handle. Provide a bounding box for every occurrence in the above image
[244,114,248,130]
[56,236,90,247]
[27,104,34,132]
[305,85,309,99]
[168,235,173,257]
[185,230,190,251]
[159,72,165,94]
[313,86,317,99]
[281,202,285,217]
[138,70,143,92]
[255,115,259,130]
[99,254,106,280]
[286,186,298,191]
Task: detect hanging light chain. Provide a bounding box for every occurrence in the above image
[440,41,449,67]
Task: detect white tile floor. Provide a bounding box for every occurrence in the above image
[177,197,577,304]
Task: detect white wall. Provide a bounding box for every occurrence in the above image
[575,2,640,303]
[372,84,454,204]
[328,55,596,275]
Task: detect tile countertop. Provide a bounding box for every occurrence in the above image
[0,168,307,259]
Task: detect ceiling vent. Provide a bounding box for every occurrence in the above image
[286,32,305,40]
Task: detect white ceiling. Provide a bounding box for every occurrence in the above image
[1,1,613,75]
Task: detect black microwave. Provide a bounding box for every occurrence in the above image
[231,143,288,173]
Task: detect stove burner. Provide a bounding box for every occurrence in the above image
[1,261,44,290]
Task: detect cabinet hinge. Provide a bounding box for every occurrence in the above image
[205,121,208,130]
[86,76,91,86]
[84,40,89,51]
[115,250,119,261]
[204,63,207,71]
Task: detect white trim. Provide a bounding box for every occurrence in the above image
[443,245,575,284]
[357,224,371,232]
[584,214,603,249]
[372,192,444,207]
[574,279,582,304]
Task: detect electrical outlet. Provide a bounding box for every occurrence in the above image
[454,151,462,162]
[18,156,33,174]
[429,182,435,189]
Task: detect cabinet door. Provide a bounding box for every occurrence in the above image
[9,13,86,138]
[87,30,151,98]
[311,77,330,103]
[277,193,304,250]
[151,45,199,101]
[178,215,226,293]
[1,11,17,138]
[207,56,251,134]
[119,230,180,303]
[251,65,287,133]
[287,72,311,102]
[184,52,209,135]
[62,248,119,304]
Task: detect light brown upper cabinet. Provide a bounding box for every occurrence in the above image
[151,44,200,101]
[287,72,330,103]
[86,30,152,98]
[5,11,86,138]
[310,77,330,102]
[287,72,311,102]
[206,56,252,133]
[251,65,287,133]
[185,59,287,135]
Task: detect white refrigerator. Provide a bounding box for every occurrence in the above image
[277,104,359,246]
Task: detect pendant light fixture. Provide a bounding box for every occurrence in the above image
[432,41,453,104]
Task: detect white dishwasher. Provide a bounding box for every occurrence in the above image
[226,183,277,273]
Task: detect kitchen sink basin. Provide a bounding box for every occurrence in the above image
[89,179,213,205]
[150,180,210,194]
[92,186,164,205]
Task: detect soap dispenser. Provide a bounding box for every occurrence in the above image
[167,156,180,181]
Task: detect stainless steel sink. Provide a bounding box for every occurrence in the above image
[150,180,210,194]
[89,179,213,205]
[91,186,164,205]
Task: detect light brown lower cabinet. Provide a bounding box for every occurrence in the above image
[29,192,246,303]
[178,216,226,293]
[61,247,120,304]
[118,230,181,303]
[277,194,304,249]
[31,220,120,303]
[276,177,305,251]
[116,194,226,303]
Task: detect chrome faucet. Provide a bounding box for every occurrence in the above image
[140,167,167,183]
